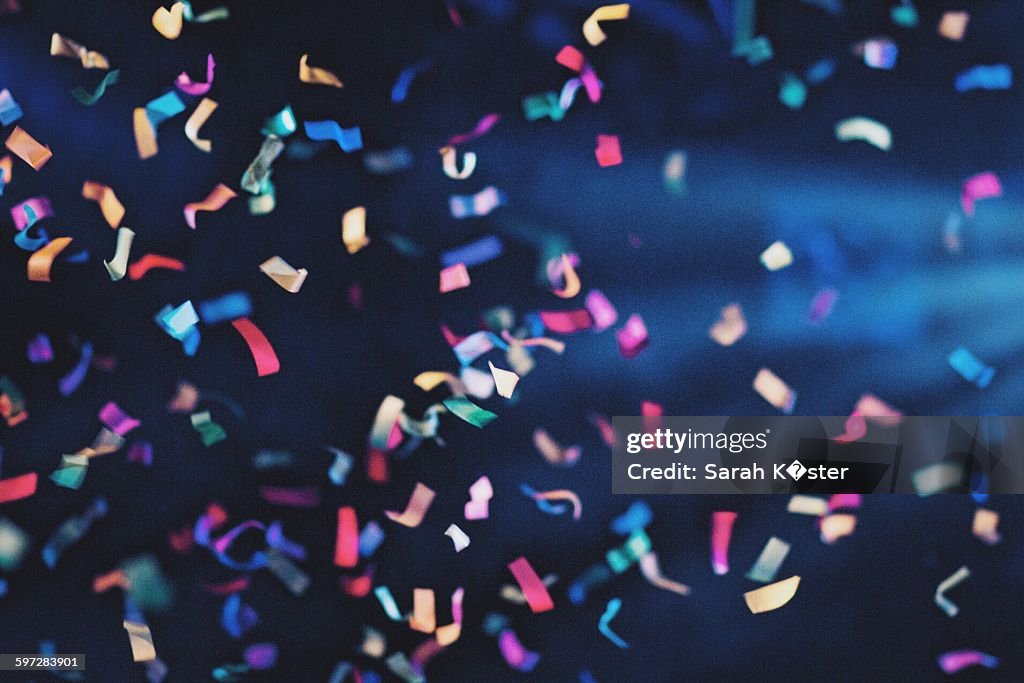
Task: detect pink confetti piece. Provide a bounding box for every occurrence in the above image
[585,289,618,331]
[464,476,493,520]
[11,196,53,230]
[937,650,999,675]
[439,263,471,293]
[98,401,141,436]
[243,643,278,670]
[176,53,215,95]
[507,556,554,613]
[385,482,436,527]
[555,45,586,71]
[0,471,37,504]
[540,309,593,334]
[808,287,839,325]
[127,441,153,466]
[447,113,500,146]
[498,629,539,672]
[595,134,622,167]
[827,494,862,511]
[334,506,359,567]
[834,393,902,443]
[258,486,320,507]
[960,172,1001,217]
[184,183,237,229]
[710,511,737,575]
[230,318,281,377]
[616,313,648,358]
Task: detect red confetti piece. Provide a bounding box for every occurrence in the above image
[595,134,622,167]
[230,318,281,377]
[0,471,37,504]
[507,556,554,613]
[539,309,593,334]
[334,507,359,568]
[127,254,186,280]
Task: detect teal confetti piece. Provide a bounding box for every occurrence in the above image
[442,396,497,428]
[72,69,120,105]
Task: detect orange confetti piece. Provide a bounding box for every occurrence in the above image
[133,108,158,160]
[49,33,109,69]
[184,183,236,229]
[551,254,581,298]
[82,180,125,228]
[27,236,73,282]
[299,53,343,88]
[5,126,52,170]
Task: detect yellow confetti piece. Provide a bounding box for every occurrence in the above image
[412,371,466,395]
[184,183,237,229]
[759,240,793,271]
[299,53,343,88]
[409,588,436,633]
[744,575,801,614]
[133,108,158,160]
[835,116,892,151]
[440,145,477,179]
[342,206,369,254]
[152,3,185,39]
[819,513,857,544]
[27,236,73,282]
[639,552,690,596]
[582,3,630,46]
[185,97,217,152]
[938,11,969,41]
[49,33,109,69]
[5,126,52,170]
[123,620,156,662]
[82,180,125,228]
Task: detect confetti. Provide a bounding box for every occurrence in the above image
[128,254,186,280]
[99,402,141,436]
[103,227,136,281]
[260,256,308,293]
[938,12,969,41]
[445,523,470,552]
[335,507,359,568]
[746,537,790,583]
[582,3,630,46]
[58,341,93,395]
[638,552,690,596]
[449,186,506,219]
[807,287,838,325]
[133,92,187,160]
[439,263,471,293]
[971,508,1000,545]
[753,368,797,414]
[710,511,737,575]
[0,88,22,125]
[386,482,436,527]
[182,97,218,153]
[709,303,747,346]
[440,145,477,179]
[0,471,37,504]
[948,346,994,388]
[5,126,52,170]
[507,556,554,613]
[858,38,898,70]
[81,181,126,228]
[955,64,1011,92]
[834,393,902,442]
[616,313,648,359]
[606,530,651,573]
[937,650,999,675]
[49,33,109,69]
[834,117,892,151]
[934,566,970,617]
[447,113,500,146]
[594,134,622,167]
[27,236,73,282]
[340,206,370,254]
[778,72,807,110]
[375,586,405,621]
[960,172,1001,217]
[550,254,581,298]
[760,240,793,270]
[442,396,497,428]
[244,643,278,670]
[42,497,107,568]
[0,517,29,570]
[230,318,280,377]
[732,0,773,64]
[391,59,431,103]
[598,598,628,648]
[487,361,519,398]
[184,183,236,229]
[27,334,54,364]
[498,629,539,672]
[358,520,385,557]
[744,576,801,614]
[124,620,156,662]
[0,155,10,195]
[299,54,343,88]
[819,514,857,544]
[464,476,493,520]
[259,486,319,507]
[72,69,120,105]
[303,121,363,152]
[190,411,226,446]
[152,1,228,39]
[533,427,580,466]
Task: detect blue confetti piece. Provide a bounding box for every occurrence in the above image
[805,58,837,85]
[144,91,187,128]
[197,291,253,324]
[440,235,504,268]
[391,59,431,104]
[948,346,994,388]
[0,88,23,126]
[358,520,386,558]
[304,120,363,152]
[598,598,629,649]
[610,500,652,535]
[955,65,1012,93]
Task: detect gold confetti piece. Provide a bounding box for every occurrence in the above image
[912,462,963,496]
[50,33,109,69]
[820,513,857,544]
[971,508,1001,545]
[533,427,581,466]
[753,368,796,414]
[259,256,308,293]
[440,145,477,179]
[639,552,690,596]
[370,395,405,449]
[103,227,136,281]
[360,626,387,658]
[0,155,11,183]
[5,126,52,170]
[184,183,236,228]
[299,53,343,88]
[409,588,436,633]
[385,482,436,528]
[743,575,801,614]
[185,97,217,152]
[123,620,156,662]
[551,254,581,298]
[709,303,747,346]
[487,361,519,398]
[152,3,185,38]
[938,11,969,41]
[582,3,630,46]
[935,566,970,617]
[759,240,793,271]
[82,180,125,228]
[27,236,72,282]
[342,206,369,254]
[133,108,158,160]
[412,371,466,395]
[786,495,828,516]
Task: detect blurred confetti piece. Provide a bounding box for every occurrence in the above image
[260,486,319,507]
[342,206,369,254]
[498,629,539,672]
[58,341,93,395]
[447,113,499,145]
[598,598,628,648]
[616,313,648,358]
[152,3,185,38]
[583,3,630,46]
[391,59,431,103]
[435,586,465,645]
[445,524,470,552]
[0,89,23,125]
[0,155,10,195]
[858,38,897,69]
[190,411,226,446]
[27,236,72,282]
[265,548,309,596]
[334,507,358,568]
[103,227,136,281]
[960,172,1001,216]
[760,240,793,270]
[0,472,37,504]
[935,566,970,617]
[386,652,424,683]
[443,396,497,428]
[595,134,622,167]
[386,482,436,527]
[72,69,120,105]
[184,183,236,229]
[439,263,471,293]
[948,346,994,388]
[50,33,109,69]
[585,289,618,331]
[753,368,797,414]
[358,520,385,557]
[260,256,308,293]
[127,441,153,465]
[128,254,185,280]
[890,1,918,27]
[913,462,963,496]
[5,127,52,170]
[176,53,215,95]
[27,334,53,364]
[299,54,343,88]
[937,650,999,675]
[710,511,737,575]
[955,64,1011,92]
[778,72,806,109]
[304,120,362,152]
[834,393,902,442]
[465,476,493,520]
[449,186,506,218]
[133,108,158,159]
[938,11,969,41]
[230,318,280,377]
[835,117,892,151]
[0,517,28,570]
[532,488,583,520]
[99,402,141,436]
[502,574,557,604]
[663,149,687,194]
[746,536,790,583]
[370,395,405,449]
[744,576,801,614]
[375,586,405,620]
[440,145,476,179]
[508,557,554,613]
[359,627,386,658]
[11,196,53,229]
[42,497,107,568]
[551,254,581,298]
[364,146,413,174]
[488,361,519,398]
[709,304,747,346]
[124,621,156,662]
[244,643,278,670]
[808,287,838,325]
[134,91,186,160]
[638,552,690,596]
[82,181,125,228]
[534,427,581,466]
[50,454,88,489]
[185,98,218,152]
[611,501,651,535]
[0,376,28,426]
[820,514,857,544]
[971,508,1000,545]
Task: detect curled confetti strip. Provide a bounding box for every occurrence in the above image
[583,4,630,46]
[128,254,186,281]
[176,53,215,95]
[184,183,237,228]
[72,69,120,105]
[230,318,280,377]
[598,598,628,648]
[49,33,109,69]
[299,54,343,88]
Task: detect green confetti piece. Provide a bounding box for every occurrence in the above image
[49,454,89,490]
[523,92,564,122]
[442,396,497,428]
[261,105,297,137]
[890,3,918,28]
[72,69,120,105]
[190,410,227,446]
